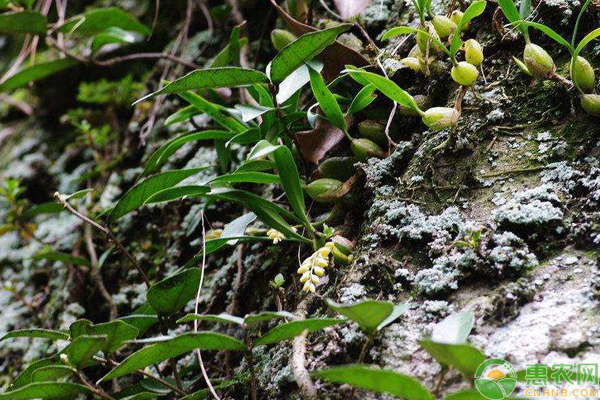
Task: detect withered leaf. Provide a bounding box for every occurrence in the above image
[296,115,353,164]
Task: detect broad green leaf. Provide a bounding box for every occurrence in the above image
[450,1,487,55]
[575,27,600,57]
[347,84,377,115]
[0,329,69,342]
[519,0,531,18]
[210,187,310,243]
[108,168,208,222]
[0,11,46,35]
[249,141,309,229]
[347,68,423,115]
[11,358,56,389]
[209,25,245,68]
[308,67,347,133]
[244,311,294,326]
[87,320,139,353]
[236,159,276,172]
[0,59,78,93]
[496,0,527,37]
[143,185,210,205]
[234,104,278,122]
[378,304,409,331]
[69,319,92,339]
[57,7,151,35]
[269,24,351,84]
[147,268,201,315]
[226,128,261,146]
[419,340,486,377]
[32,251,91,267]
[31,366,75,383]
[326,299,394,333]
[21,202,64,219]
[134,68,269,105]
[165,105,199,126]
[178,91,247,132]
[516,21,571,52]
[142,130,232,176]
[254,318,344,346]
[61,335,107,369]
[313,365,433,400]
[177,313,244,325]
[0,382,91,400]
[209,172,281,185]
[276,60,323,103]
[118,315,158,336]
[430,311,474,344]
[98,332,245,382]
[92,27,138,53]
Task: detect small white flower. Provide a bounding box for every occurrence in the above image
[267,229,285,244]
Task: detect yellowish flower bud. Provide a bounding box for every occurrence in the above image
[300,272,311,283]
[451,61,479,86]
[523,43,555,79]
[465,39,483,66]
[311,275,320,284]
[422,107,460,131]
[297,265,309,274]
[313,266,325,276]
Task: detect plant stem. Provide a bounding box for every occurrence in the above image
[245,335,258,400]
[291,297,317,400]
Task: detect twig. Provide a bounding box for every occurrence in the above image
[291,297,317,400]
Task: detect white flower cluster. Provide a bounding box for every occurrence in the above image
[297,242,335,293]
[267,229,285,244]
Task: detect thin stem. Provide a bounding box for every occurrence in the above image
[572,0,592,49]
[245,335,258,400]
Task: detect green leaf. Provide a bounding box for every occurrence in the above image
[0,382,92,400]
[61,335,107,369]
[209,25,246,68]
[178,91,247,132]
[21,202,64,219]
[450,1,487,55]
[276,60,323,103]
[0,329,69,342]
[118,315,158,336]
[233,104,278,122]
[236,159,276,173]
[177,313,244,325]
[249,141,309,229]
[381,26,421,41]
[144,185,210,205]
[516,21,572,51]
[142,130,232,176]
[313,365,433,400]
[68,319,92,339]
[210,187,309,243]
[496,0,527,37]
[87,320,139,353]
[430,311,474,344]
[32,251,91,267]
[326,299,395,334]
[108,168,209,222]
[134,68,270,105]
[347,68,424,115]
[98,332,245,383]
[30,366,75,383]
[92,27,138,53]
[0,59,78,93]
[243,311,294,326]
[11,358,56,389]
[378,304,409,331]
[147,268,201,315]
[0,11,46,35]
[347,84,377,115]
[308,67,347,133]
[209,172,281,185]
[254,318,344,346]
[165,105,199,126]
[419,340,486,377]
[57,7,151,35]
[269,24,351,84]
[574,27,600,57]
[443,389,527,400]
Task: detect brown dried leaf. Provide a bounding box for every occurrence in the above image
[269,0,370,81]
[296,115,353,164]
[333,0,374,19]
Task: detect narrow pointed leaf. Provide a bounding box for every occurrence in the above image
[147,268,201,315]
[108,168,208,222]
[0,59,78,93]
[276,60,323,103]
[209,172,281,185]
[0,11,46,35]
[32,251,91,267]
[244,311,295,326]
[0,382,92,400]
[254,318,344,346]
[31,366,76,383]
[92,27,138,53]
[347,84,377,115]
[515,21,571,51]
[57,7,151,35]
[575,27,600,57]
[98,332,245,382]
[270,24,352,83]
[450,1,487,55]
[134,68,269,105]
[144,185,210,205]
[308,67,347,132]
[496,0,527,36]
[313,365,433,400]
[0,329,69,342]
[178,91,247,132]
